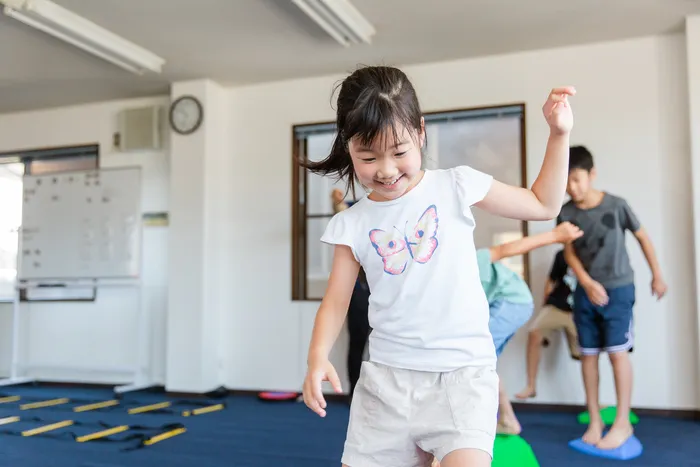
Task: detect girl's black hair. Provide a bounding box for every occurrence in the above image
[301,66,424,196]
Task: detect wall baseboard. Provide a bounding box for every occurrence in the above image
[7,380,129,390]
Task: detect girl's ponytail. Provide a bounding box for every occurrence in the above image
[299,130,358,198]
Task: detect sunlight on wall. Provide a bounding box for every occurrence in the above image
[0,163,24,299]
[492,231,525,278]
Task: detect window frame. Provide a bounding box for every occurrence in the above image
[0,143,100,303]
[291,103,529,302]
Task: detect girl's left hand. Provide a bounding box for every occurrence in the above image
[543,86,576,135]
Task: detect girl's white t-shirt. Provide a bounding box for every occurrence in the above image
[321,166,497,372]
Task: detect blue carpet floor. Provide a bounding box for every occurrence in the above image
[0,385,698,466]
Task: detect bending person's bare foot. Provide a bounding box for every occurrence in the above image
[597,421,633,450]
[582,418,604,445]
[515,386,536,399]
[497,415,522,435]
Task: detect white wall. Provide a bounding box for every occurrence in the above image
[686,16,700,407]
[166,80,231,393]
[0,96,170,385]
[0,32,696,410]
[225,33,698,409]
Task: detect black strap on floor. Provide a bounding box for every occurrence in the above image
[0,418,185,451]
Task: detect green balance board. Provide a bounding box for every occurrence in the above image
[577,406,639,425]
[492,434,539,467]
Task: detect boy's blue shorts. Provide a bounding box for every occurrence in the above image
[489,300,534,357]
[573,283,635,356]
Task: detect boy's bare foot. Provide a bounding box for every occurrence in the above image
[431,457,440,467]
[497,416,522,435]
[582,419,604,445]
[597,421,633,450]
[515,386,536,399]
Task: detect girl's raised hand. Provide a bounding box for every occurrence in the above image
[543,86,576,135]
[303,357,342,417]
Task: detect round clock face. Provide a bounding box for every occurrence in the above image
[169,96,203,135]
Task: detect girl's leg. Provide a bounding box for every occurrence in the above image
[440,448,491,467]
[418,366,498,467]
[342,362,427,467]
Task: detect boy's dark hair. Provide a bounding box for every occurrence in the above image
[569,145,594,172]
[301,66,424,196]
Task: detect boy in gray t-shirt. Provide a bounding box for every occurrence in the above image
[558,146,667,451]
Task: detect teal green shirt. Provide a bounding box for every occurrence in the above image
[476,248,533,305]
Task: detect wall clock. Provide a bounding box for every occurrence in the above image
[169,95,203,135]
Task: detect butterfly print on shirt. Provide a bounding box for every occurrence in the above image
[368,205,439,275]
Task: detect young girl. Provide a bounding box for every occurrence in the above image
[301,65,575,467]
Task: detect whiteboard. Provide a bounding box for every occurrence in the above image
[19,167,142,280]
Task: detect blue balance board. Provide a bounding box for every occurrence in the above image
[569,435,643,461]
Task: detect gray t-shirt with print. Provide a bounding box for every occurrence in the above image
[557,193,641,289]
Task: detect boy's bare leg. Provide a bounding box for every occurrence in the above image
[516,329,542,399]
[597,351,634,449]
[581,354,604,445]
[496,378,521,434]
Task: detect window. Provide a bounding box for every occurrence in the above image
[291,105,528,301]
[0,145,99,301]
[0,163,24,300]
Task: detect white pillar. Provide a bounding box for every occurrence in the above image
[166,79,229,392]
[686,15,700,408]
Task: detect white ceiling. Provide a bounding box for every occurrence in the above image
[1,0,699,113]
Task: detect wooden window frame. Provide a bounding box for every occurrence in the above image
[292,104,529,301]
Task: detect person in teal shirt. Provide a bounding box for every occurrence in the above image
[477,249,535,357]
[478,221,583,435]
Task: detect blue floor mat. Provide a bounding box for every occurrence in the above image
[0,385,698,466]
